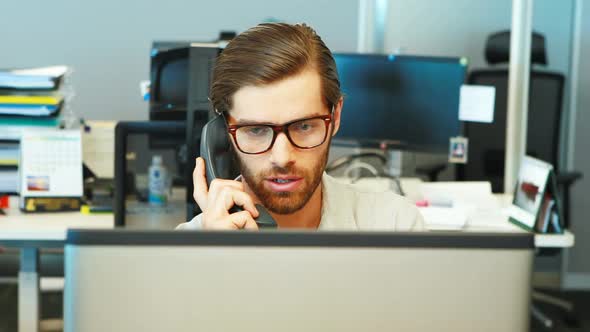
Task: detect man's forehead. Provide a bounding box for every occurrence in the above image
[230,69,325,123]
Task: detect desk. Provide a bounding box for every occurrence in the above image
[0,182,575,331]
[465,218,575,248]
[350,177,575,248]
[0,197,113,332]
[0,190,186,332]
[463,194,575,248]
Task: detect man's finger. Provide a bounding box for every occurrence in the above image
[193,157,209,209]
[208,178,244,193]
[215,187,259,218]
[226,211,259,230]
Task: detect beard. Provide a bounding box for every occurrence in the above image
[235,146,329,215]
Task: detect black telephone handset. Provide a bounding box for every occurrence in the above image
[200,115,277,228]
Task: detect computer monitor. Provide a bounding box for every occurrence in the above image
[150,46,188,121]
[64,230,533,332]
[333,53,467,152]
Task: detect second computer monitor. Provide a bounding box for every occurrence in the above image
[333,53,467,152]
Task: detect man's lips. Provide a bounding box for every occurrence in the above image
[264,176,303,192]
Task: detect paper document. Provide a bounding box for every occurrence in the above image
[0,66,67,89]
[420,181,496,208]
[11,66,68,77]
[420,181,509,228]
[459,85,495,123]
[0,105,58,117]
[418,207,468,230]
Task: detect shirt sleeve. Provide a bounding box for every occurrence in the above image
[410,208,427,231]
[392,195,428,232]
[175,213,203,230]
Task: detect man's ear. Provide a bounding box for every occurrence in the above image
[331,97,343,136]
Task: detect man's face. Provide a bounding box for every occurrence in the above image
[228,68,342,214]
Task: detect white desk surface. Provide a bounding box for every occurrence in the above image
[347,178,575,248]
[0,183,575,248]
[465,193,574,248]
[0,197,113,242]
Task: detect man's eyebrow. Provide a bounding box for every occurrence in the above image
[234,113,328,125]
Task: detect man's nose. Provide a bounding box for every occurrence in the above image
[268,132,296,168]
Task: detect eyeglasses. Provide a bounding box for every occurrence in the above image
[225,109,333,155]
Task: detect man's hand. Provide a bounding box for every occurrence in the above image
[193,157,259,230]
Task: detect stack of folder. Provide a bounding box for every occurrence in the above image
[0,95,63,117]
[0,65,69,194]
[0,141,19,194]
[0,66,67,119]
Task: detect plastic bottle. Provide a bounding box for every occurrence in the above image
[148,155,168,206]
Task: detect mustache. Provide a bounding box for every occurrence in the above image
[260,165,302,177]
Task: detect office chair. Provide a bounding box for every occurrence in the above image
[458,30,582,329]
[459,30,582,225]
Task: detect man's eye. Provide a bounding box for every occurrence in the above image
[294,122,314,131]
[245,126,267,136]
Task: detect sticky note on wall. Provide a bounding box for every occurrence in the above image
[459,85,495,123]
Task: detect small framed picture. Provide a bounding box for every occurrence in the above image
[449,136,468,164]
[507,156,563,233]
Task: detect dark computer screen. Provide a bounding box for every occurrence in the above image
[158,57,188,107]
[333,53,467,152]
[150,47,191,121]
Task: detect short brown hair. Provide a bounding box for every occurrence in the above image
[210,23,341,114]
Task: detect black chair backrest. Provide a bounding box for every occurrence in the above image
[485,31,548,65]
[458,69,565,192]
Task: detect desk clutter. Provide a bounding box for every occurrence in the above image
[338,155,566,234]
[0,66,72,199]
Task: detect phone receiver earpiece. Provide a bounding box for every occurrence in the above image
[202,115,277,229]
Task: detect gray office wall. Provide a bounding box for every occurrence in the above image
[0,0,358,121]
[385,0,573,74]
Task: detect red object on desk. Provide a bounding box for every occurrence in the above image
[0,195,8,209]
[415,199,429,207]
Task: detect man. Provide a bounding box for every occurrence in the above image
[177,23,424,231]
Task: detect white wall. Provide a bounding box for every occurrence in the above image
[0,0,358,121]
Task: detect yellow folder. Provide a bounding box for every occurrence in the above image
[0,95,62,105]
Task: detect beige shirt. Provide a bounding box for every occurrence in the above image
[176,173,425,231]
